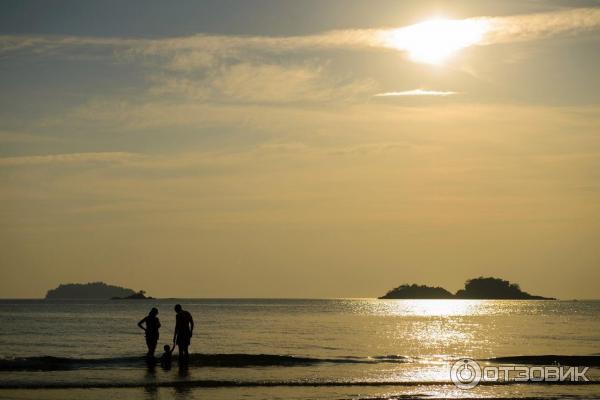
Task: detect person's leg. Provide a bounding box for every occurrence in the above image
[148,338,157,357]
[186,340,191,362]
[145,336,153,356]
[179,343,189,364]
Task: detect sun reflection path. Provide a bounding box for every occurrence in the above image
[376,299,486,317]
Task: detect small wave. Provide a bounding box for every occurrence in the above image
[0,353,409,371]
[0,355,144,371]
[371,355,411,361]
[488,355,600,367]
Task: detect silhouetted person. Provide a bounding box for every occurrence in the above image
[173,304,194,364]
[138,307,161,357]
[160,344,175,370]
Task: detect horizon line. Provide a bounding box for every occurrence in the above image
[2,297,599,301]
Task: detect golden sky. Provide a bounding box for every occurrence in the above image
[1,1,599,298]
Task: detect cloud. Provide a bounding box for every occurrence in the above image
[2,8,599,61]
[0,30,380,62]
[375,89,457,97]
[0,152,141,166]
[0,131,60,143]
[376,8,600,53]
[484,7,600,45]
[148,62,375,104]
[1,6,598,126]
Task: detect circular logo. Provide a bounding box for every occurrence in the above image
[450,358,482,389]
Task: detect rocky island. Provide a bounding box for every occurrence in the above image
[380,284,454,299]
[111,290,154,300]
[45,282,150,300]
[380,277,555,300]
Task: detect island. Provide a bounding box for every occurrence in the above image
[380,284,454,299]
[455,277,553,299]
[46,282,141,299]
[379,277,555,300]
[111,290,154,300]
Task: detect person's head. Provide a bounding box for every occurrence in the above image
[174,304,182,313]
[163,344,170,352]
[149,307,158,317]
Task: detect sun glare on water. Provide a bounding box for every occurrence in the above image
[385,17,489,64]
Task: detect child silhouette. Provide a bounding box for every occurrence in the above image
[160,344,175,369]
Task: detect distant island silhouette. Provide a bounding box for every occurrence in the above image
[111,290,154,300]
[380,277,555,300]
[379,284,455,299]
[45,282,150,299]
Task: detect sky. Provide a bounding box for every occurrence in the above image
[1,0,599,299]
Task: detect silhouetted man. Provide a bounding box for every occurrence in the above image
[173,304,194,364]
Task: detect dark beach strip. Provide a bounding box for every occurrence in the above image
[0,353,409,371]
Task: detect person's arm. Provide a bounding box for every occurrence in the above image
[137,317,147,331]
[173,317,178,343]
[189,313,194,335]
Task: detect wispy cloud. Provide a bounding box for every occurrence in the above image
[0,6,597,121]
[0,131,60,143]
[377,8,600,52]
[149,62,376,103]
[375,89,457,97]
[484,7,600,45]
[0,152,141,166]
[2,8,599,61]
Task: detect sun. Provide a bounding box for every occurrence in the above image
[384,17,489,64]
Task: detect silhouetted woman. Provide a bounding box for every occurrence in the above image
[138,307,161,357]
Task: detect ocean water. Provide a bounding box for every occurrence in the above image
[0,299,598,399]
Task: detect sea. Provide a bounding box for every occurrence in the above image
[0,299,598,400]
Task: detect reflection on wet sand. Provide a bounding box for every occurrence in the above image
[144,358,158,400]
[174,364,191,399]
